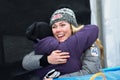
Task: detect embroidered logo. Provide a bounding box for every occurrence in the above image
[52,14,63,21]
[91,47,98,56]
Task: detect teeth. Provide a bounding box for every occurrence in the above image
[58,34,63,37]
[57,34,64,38]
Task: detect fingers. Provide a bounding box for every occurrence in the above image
[57,58,68,64]
[54,51,70,64]
[48,50,70,64]
[52,50,70,59]
[59,52,70,58]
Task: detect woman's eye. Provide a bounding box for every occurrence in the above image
[52,26,56,28]
[61,24,65,27]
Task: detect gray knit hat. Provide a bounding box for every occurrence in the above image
[50,8,78,27]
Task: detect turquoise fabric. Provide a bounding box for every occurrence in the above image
[54,66,120,80]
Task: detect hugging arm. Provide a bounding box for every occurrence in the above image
[25,24,98,72]
[59,43,102,78]
[22,44,101,77]
[22,51,44,71]
[34,25,99,55]
[22,21,97,78]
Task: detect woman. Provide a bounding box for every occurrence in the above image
[22,8,101,79]
[35,8,99,79]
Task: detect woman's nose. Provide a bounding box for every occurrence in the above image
[56,27,62,32]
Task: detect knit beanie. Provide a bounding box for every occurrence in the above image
[26,22,53,43]
[50,8,78,27]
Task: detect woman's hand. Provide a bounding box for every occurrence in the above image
[47,50,70,64]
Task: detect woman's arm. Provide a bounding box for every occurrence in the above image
[65,24,99,54]
[34,37,59,55]
[34,25,99,56]
[77,25,99,51]
[22,51,43,71]
[22,50,70,71]
[58,43,102,78]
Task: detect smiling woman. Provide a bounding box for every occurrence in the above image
[50,7,78,42]
[31,8,99,80]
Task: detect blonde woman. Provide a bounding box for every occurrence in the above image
[22,8,101,80]
[34,8,99,79]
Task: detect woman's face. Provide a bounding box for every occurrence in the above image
[52,21,72,42]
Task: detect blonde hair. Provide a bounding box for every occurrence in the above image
[71,24,84,34]
[71,24,104,68]
[96,38,104,68]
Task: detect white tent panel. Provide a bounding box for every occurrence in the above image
[90,0,120,67]
[101,0,120,67]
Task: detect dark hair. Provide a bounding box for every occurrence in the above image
[26,22,53,43]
